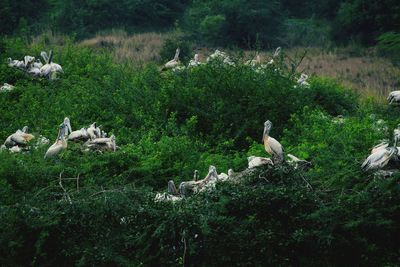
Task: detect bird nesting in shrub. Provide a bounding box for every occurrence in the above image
[262,120,284,164]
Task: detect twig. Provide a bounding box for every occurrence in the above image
[181,233,187,267]
[59,170,72,204]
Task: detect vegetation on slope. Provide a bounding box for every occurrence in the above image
[0,37,399,266]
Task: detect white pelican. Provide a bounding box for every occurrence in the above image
[248,156,274,168]
[85,134,116,152]
[44,118,72,159]
[164,48,180,69]
[40,50,63,79]
[361,146,398,171]
[87,122,101,140]
[297,73,310,88]
[0,83,15,92]
[188,54,201,67]
[4,126,34,148]
[28,67,42,77]
[287,154,312,170]
[371,141,389,154]
[8,58,25,69]
[179,166,218,197]
[207,50,235,66]
[24,56,35,68]
[388,91,400,104]
[68,128,89,141]
[263,120,284,164]
[33,59,43,69]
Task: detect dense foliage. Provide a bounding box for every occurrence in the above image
[1,0,400,47]
[0,38,399,266]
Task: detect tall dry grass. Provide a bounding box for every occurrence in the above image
[32,30,399,98]
[79,30,175,66]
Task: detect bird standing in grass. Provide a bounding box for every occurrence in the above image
[262,120,284,164]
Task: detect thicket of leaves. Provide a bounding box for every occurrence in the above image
[0,38,399,266]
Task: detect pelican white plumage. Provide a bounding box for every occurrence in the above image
[87,122,101,140]
[24,56,35,68]
[40,50,63,79]
[164,48,180,69]
[297,73,310,88]
[207,50,235,66]
[28,67,42,77]
[8,58,25,69]
[371,141,389,154]
[85,134,116,152]
[287,154,312,170]
[263,120,284,164]
[32,59,43,69]
[0,83,15,92]
[4,126,34,148]
[44,118,72,159]
[248,156,274,168]
[361,146,398,171]
[387,91,400,104]
[188,54,201,67]
[68,128,89,141]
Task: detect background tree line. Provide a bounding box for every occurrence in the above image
[1,0,400,48]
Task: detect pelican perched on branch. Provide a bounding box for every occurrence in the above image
[362,147,398,171]
[68,128,89,141]
[262,120,284,164]
[87,122,101,140]
[387,91,400,104]
[40,50,63,79]
[163,48,180,70]
[8,58,25,69]
[85,134,116,152]
[44,118,71,159]
[4,126,34,148]
[188,54,201,67]
[0,83,15,92]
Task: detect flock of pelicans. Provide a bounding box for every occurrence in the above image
[1,47,400,202]
[1,118,117,157]
[1,50,63,91]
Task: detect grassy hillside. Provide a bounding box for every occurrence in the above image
[0,36,399,266]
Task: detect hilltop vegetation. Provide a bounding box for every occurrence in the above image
[2,0,400,48]
[0,36,399,266]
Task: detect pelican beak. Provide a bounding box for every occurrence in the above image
[262,126,267,142]
[67,121,72,135]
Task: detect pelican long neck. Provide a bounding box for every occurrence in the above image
[263,126,270,142]
[174,49,180,60]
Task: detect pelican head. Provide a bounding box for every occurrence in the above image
[168,180,178,195]
[41,51,49,64]
[7,58,12,64]
[63,117,72,135]
[194,54,199,61]
[208,165,218,179]
[22,126,28,133]
[228,169,234,177]
[263,120,272,141]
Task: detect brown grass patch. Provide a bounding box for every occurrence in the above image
[79,30,175,66]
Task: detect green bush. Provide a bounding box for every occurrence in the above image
[0,38,399,266]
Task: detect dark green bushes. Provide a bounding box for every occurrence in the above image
[0,39,399,266]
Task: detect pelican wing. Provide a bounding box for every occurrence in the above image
[44,142,64,159]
